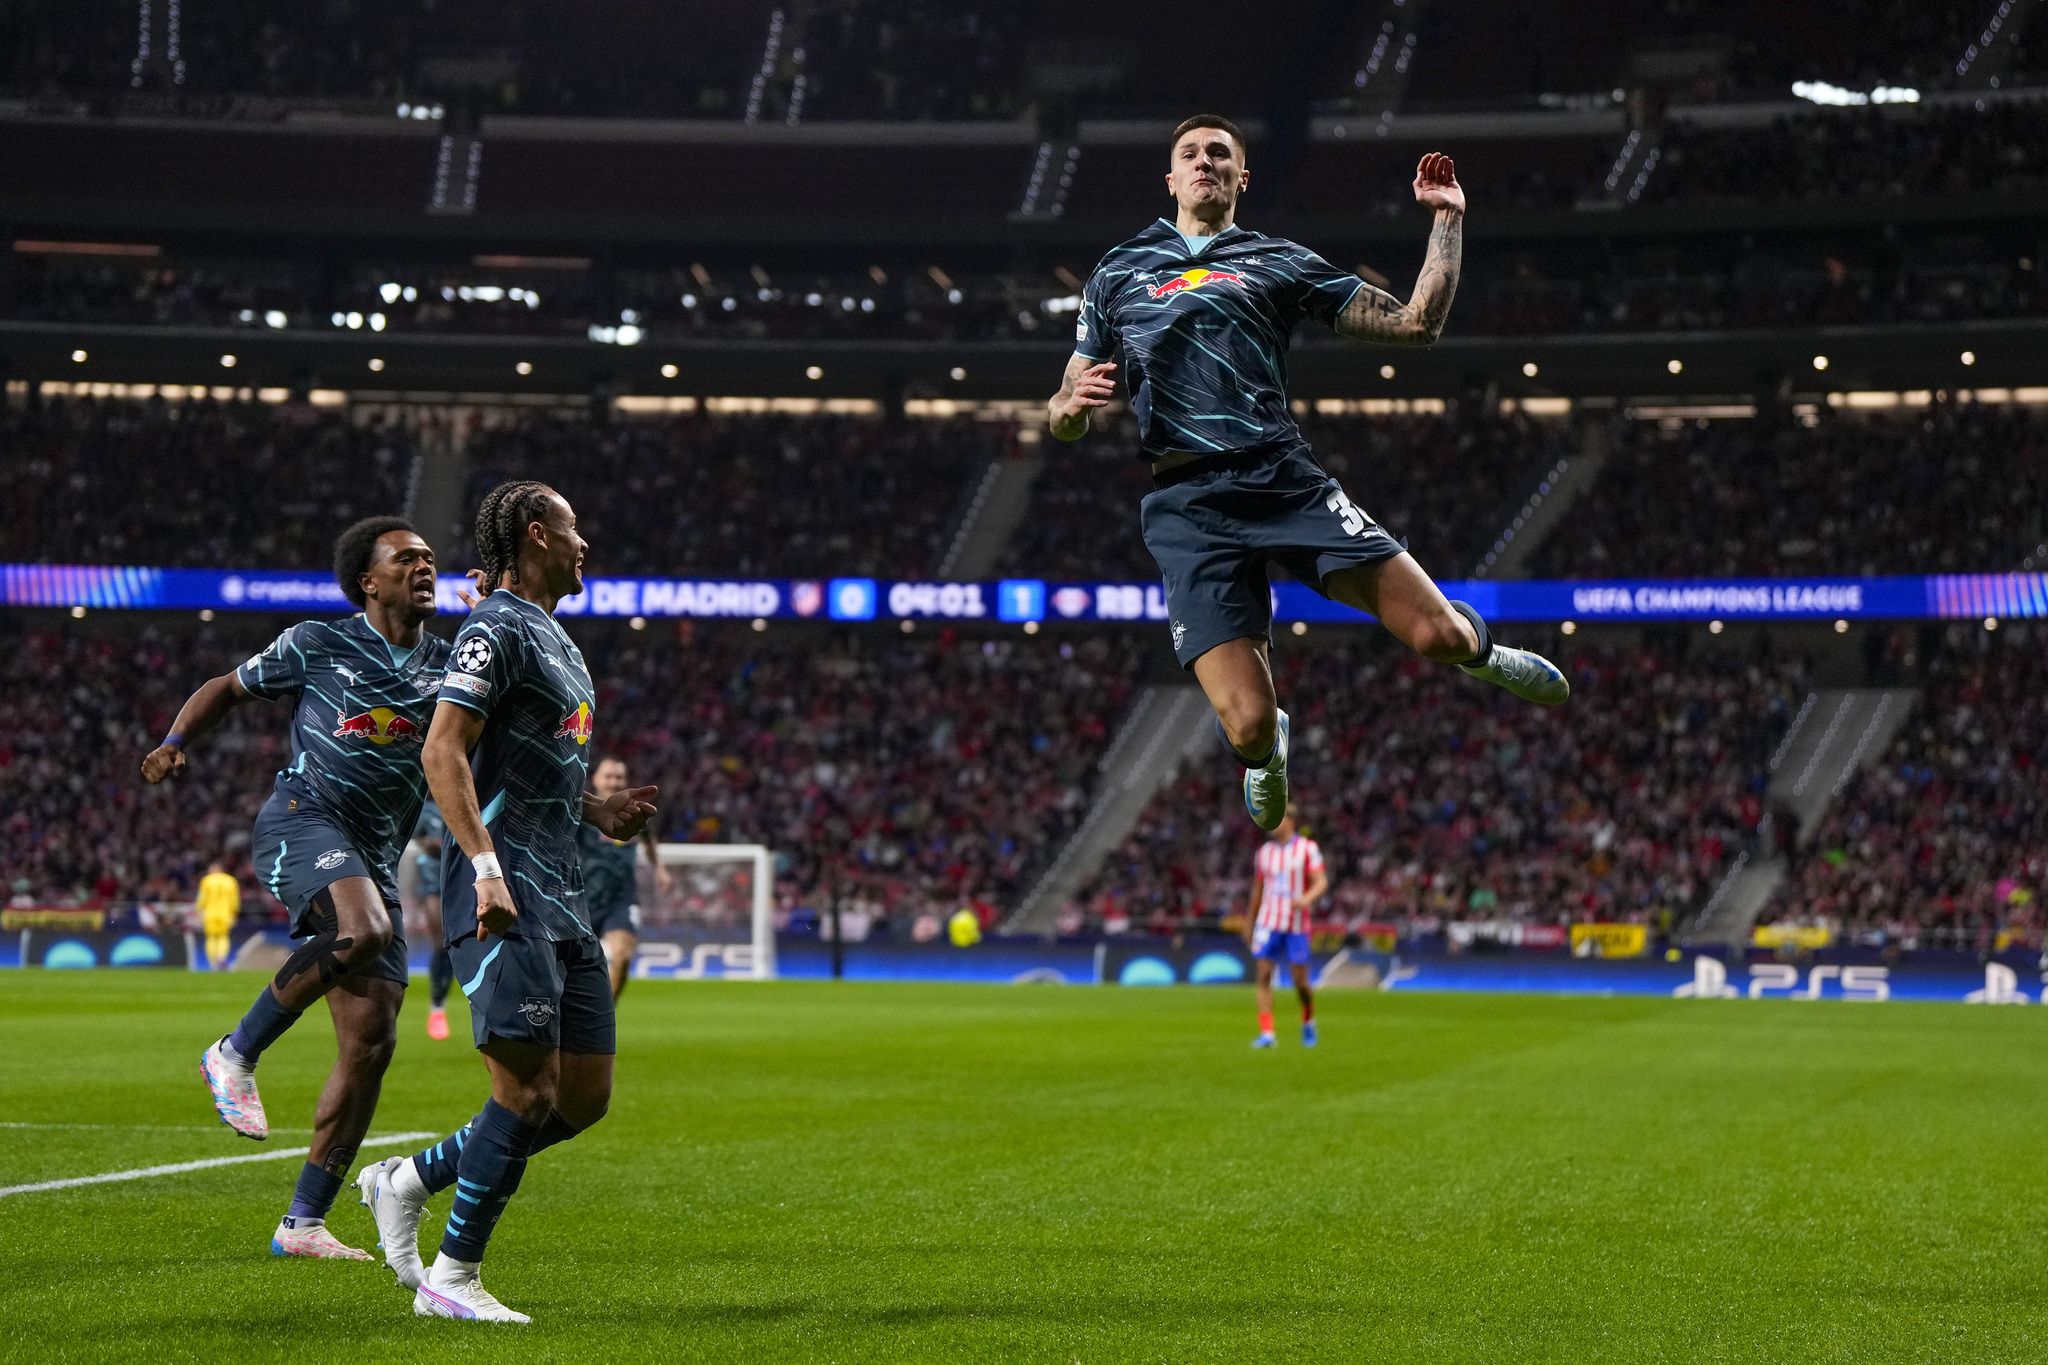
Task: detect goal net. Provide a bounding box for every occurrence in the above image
[631,843,777,981]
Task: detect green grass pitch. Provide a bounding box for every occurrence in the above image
[2,973,2045,1363]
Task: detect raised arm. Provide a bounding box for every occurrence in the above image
[140,671,253,783]
[1048,353,1117,442]
[1333,152,1464,347]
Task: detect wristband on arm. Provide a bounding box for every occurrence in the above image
[471,851,504,883]
[162,732,184,749]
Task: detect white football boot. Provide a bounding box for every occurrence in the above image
[271,1216,372,1260]
[1461,644,1570,706]
[199,1037,267,1140]
[1243,709,1291,832]
[413,1254,532,1324]
[356,1154,429,1289]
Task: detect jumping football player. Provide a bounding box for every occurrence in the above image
[582,755,671,1001]
[142,517,449,1259]
[354,481,656,1323]
[412,798,457,1039]
[1244,808,1327,1049]
[1047,116,1568,832]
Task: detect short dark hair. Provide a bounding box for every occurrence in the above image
[333,515,416,608]
[594,755,627,772]
[1170,114,1247,165]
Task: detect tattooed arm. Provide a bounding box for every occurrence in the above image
[1334,151,1465,346]
[1048,352,1118,441]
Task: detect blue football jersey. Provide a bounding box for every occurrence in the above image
[236,616,452,879]
[436,589,598,942]
[1075,219,1366,459]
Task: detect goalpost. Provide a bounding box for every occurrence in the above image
[631,843,777,981]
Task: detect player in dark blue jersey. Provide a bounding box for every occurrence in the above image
[354,480,656,1323]
[1049,114,1570,832]
[582,755,670,1000]
[142,516,450,1260]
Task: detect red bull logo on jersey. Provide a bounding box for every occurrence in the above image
[332,707,422,746]
[1147,267,1245,299]
[555,701,595,745]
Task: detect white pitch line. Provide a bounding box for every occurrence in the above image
[0,1130,437,1198]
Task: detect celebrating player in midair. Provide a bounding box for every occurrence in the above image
[144,517,449,1260]
[1048,116,1568,832]
[1245,809,1328,1049]
[355,481,656,1324]
[582,755,671,1001]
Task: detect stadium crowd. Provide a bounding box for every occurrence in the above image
[0,394,417,568]
[1530,403,2048,578]
[1758,628,2048,953]
[1067,635,1804,943]
[1001,406,1571,580]
[460,411,999,579]
[0,618,1142,935]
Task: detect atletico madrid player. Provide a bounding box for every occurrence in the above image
[1048,114,1568,836]
[1245,808,1329,1048]
[142,516,450,1258]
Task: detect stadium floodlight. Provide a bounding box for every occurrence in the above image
[661,364,679,379]
[951,367,967,381]
[1667,358,1683,374]
[368,358,385,372]
[1962,351,1977,366]
[635,843,777,981]
[264,310,287,328]
[1380,364,1395,379]
[1813,355,1829,370]
[1523,362,1538,377]
[516,361,533,375]
[219,354,236,368]
[70,349,86,363]
[806,365,824,380]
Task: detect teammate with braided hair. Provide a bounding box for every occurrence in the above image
[358,481,658,1323]
[143,516,450,1260]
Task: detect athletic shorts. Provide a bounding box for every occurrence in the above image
[1140,442,1406,668]
[251,793,409,985]
[587,894,641,939]
[449,931,616,1055]
[1251,926,1312,966]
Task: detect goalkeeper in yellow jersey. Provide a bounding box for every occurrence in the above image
[197,860,241,970]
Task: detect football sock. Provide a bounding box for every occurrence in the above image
[1214,716,1276,770]
[439,1100,539,1263]
[1258,1010,1275,1035]
[1447,600,1494,667]
[411,1118,475,1195]
[226,985,303,1064]
[1301,1001,1315,1024]
[287,1161,345,1220]
[525,1111,581,1158]
[428,946,455,1009]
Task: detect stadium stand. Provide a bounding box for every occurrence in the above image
[0,618,1146,930]
[459,411,1004,578]
[1758,627,2048,952]
[1528,403,2048,578]
[1068,634,1807,942]
[0,395,416,568]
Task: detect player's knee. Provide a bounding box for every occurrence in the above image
[1219,701,1276,758]
[345,1029,397,1075]
[1413,608,1476,663]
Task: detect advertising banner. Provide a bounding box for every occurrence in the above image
[8,563,2047,625]
[1569,923,1647,958]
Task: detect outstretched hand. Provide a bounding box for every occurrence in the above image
[591,784,660,841]
[1413,152,1464,214]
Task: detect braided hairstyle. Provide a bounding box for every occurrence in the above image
[472,480,558,594]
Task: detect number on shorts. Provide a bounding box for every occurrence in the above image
[1325,489,1368,537]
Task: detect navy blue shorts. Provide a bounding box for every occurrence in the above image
[251,794,408,985]
[1251,927,1312,966]
[587,895,640,939]
[1140,443,1406,667]
[449,931,616,1054]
